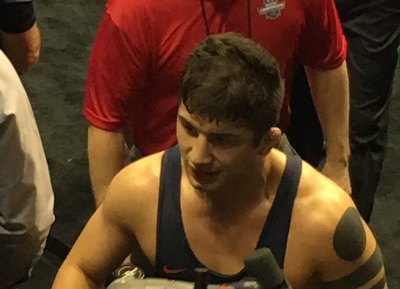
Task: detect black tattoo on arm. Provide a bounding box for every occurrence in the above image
[333,207,366,261]
[370,276,386,289]
[321,245,384,289]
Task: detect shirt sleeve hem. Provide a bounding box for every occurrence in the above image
[83,107,124,131]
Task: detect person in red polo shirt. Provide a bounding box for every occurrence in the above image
[84,0,350,206]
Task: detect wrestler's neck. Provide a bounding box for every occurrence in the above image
[198,156,274,222]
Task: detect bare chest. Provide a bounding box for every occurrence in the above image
[183,215,316,288]
[183,215,263,275]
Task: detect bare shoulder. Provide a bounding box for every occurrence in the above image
[290,162,386,288]
[101,151,164,230]
[295,161,355,230]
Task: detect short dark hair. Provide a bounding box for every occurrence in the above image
[180,32,283,143]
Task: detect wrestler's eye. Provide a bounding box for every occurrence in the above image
[209,134,234,147]
[182,121,198,137]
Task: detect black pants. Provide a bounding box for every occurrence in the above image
[287,17,400,222]
[286,66,323,169]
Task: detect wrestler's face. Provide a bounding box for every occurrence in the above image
[177,104,269,193]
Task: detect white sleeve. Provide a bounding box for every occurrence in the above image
[0,50,54,237]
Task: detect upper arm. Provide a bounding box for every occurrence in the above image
[304,60,348,84]
[87,125,126,170]
[304,60,349,104]
[0,1,40,73]
[54,156,161,287]
[87,125,127,206]
[317,206,386,288]
[303,61,349,126]
[61,171,140,285]
[87,126,126,174]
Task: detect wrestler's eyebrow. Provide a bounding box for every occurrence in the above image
[208,132,239,139]
[178,116,195,129]
[321,245,384,289]
[178,115,189,125]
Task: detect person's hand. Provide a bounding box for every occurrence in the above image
[322,159,352,194]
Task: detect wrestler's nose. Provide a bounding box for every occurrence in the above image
[189,135,212,166]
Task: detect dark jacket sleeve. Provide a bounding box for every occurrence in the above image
[0,1,36,33]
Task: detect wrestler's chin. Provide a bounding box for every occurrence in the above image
[188,170,222,193]
[191,182,217,193]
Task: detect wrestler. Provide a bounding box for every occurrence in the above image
[52,33,386,289]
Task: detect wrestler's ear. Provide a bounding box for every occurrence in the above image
[257,127,282,156]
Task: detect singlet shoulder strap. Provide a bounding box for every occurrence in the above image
[156,146,198,273]
[257,154,302,268]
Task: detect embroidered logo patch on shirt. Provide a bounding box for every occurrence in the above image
[257,0,285,20]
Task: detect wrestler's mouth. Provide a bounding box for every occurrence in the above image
[190,167,220,183]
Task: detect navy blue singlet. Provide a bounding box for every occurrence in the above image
[154,145,302,283]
